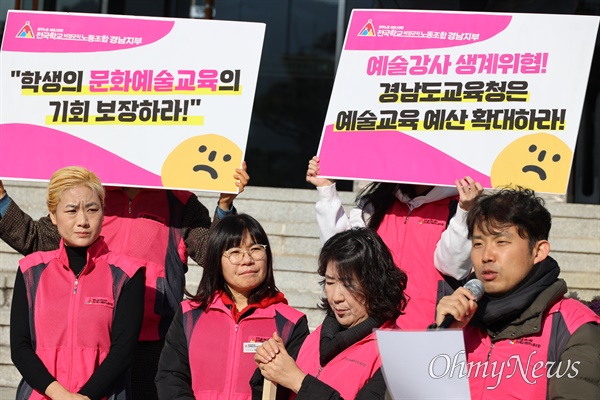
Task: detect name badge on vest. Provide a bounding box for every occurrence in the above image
[243,336,270,353]
[84,297,114,308]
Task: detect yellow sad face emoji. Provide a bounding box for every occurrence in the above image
[161,134,242,192]
[491,133,572,194]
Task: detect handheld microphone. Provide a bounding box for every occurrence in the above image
[438,279,484,329]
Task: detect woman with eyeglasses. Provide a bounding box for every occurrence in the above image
[155,214,309,399]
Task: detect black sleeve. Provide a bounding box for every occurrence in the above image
[10,269,57,393]
[250,316,311,400]
[79,268,146,400]
[296,368,387,400]
[0,199,60,255]
[285,316,310,360]
[296,374,341,400]
[356,369,388,400]
[155,306,196,400]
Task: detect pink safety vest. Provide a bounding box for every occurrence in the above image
[465,298,600,399]
[17,238,143,400]
[295,323,391,399]
[101,187,193,341]
[182,298,305,400]
[376,197,455,329]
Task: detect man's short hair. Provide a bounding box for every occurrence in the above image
[467,187,551,250]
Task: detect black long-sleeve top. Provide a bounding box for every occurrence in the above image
[10,245,145,400]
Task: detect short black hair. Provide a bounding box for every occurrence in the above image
[187,214,278,309]
[467,187,551,250]
[317,228,408,322]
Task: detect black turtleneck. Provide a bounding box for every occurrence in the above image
[65,245,88,276]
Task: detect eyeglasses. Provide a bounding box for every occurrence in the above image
[223,244,268,264]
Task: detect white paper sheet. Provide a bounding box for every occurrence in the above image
[376,329,471,400]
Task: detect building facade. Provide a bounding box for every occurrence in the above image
[2,0,599,202]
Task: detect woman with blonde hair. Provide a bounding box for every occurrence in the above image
[10,166,145,400]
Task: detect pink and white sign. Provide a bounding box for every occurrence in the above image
[317,9,599,194]
[0,11,265,193]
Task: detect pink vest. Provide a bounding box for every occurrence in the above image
[465,299,600,399]
[182,298,305,400]
[17,238,143,400]
[295,323,389,399]
[377,197,455,329]
[101,187,193,341]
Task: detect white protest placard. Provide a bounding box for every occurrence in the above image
[0,10,265,193]
[376,329,470,399]
[317,10,599,194]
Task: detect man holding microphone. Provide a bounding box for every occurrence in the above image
[435,188,599,399]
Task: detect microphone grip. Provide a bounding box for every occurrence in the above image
[437,279,484,329]
[437,313,456,329]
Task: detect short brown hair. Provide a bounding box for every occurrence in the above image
[467,187,551,251]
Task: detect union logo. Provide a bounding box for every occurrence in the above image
[358,19,375,36]
[16,21,35,39]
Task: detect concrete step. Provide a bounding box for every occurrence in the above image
[273,254,320,273]
[546,202,600,219]
[559,271,600,293]
[273,270,322,294]
[270,236,322,258]
[550,237,600,255]
[261,221,321,239]
[276,288,325,330]
[0,250,21,274]
[551,217,600,241]
[215,199,320,225]
[564,289,599,301]
[0,181,48,221]
[0,362,19,389]
[0,385,17,396]
[197,186,356,207]
[551,252,600,273]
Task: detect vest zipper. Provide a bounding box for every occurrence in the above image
[316,366,323,378]
[73,266,87,294]
[226,322,241,397]
[486,343,495,362]
[224,313,266,397]
[128,199,132,215]
[67,266,85,390]
[404,206,414,224]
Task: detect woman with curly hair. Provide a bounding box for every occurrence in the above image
[306,156,483,330]
[254,228,407,399]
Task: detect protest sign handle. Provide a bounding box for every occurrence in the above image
[262,378,276,400]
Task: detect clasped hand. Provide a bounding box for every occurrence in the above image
[254,331,306,394]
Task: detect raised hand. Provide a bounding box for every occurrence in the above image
[306,156,334,188]
[455,176,483,212]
